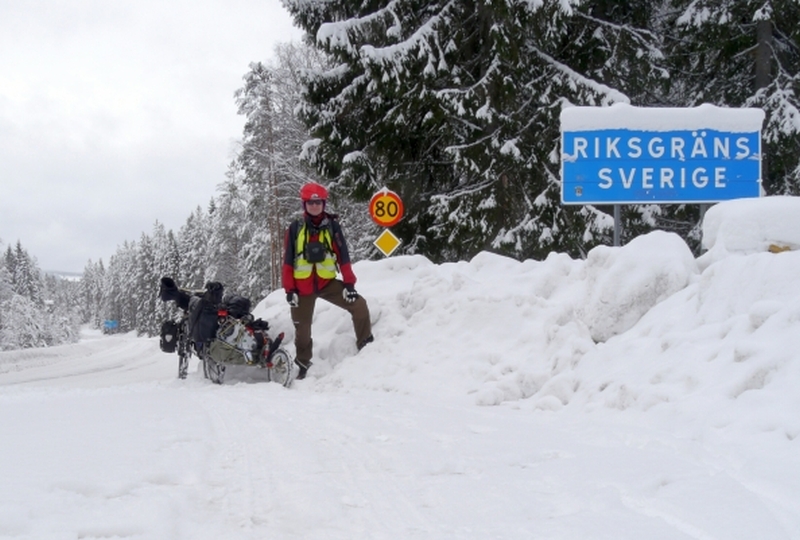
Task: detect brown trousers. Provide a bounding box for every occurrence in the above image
[291,280,371,366]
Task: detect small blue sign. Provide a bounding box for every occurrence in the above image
[561,113,763,204]
[103,320,119,331]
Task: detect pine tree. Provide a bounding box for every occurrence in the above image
[79,259,105,327]
[206,173,247,293]
[134,232,160,336]
[239,184,274,300]
[3,246,16,286]
[101,242,138,333]
[666,0,800,195]
[0,249,12,340]
[178,206,211,290]
[0,295,48,350]
[10,241,43,304]
[283,0,667,261]
[0,240,79,350]
[41,273,80,346]
[152,222,181,331]
[236,61,282,294]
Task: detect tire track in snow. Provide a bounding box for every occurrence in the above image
[190,386,436,538]
[189,387,269,535]
[276,394,433,539]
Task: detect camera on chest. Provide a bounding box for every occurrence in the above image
[304,240,327,263]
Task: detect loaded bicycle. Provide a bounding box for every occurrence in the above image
[158,278,294,386]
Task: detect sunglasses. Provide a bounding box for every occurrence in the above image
[306,200,325,206]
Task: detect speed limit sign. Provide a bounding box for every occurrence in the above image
[369,187,404,227]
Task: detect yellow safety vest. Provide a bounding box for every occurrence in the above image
[293,224,338,280]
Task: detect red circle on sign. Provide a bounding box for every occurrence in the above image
[369,189,404,227]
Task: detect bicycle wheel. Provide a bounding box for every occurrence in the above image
[177,352,189,379]
[268,348,293,387]
[202,348,225,385]
[202,354,210,379]
[177,323,190,379]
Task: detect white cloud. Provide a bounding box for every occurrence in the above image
[0,0,303,272]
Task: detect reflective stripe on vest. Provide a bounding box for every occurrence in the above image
[293,224,338,280]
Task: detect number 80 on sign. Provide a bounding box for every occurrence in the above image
[369,187,404,227]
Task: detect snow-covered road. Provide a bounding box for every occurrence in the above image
[1,330,796,539]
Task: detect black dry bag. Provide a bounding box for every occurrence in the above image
[159,320,180,353]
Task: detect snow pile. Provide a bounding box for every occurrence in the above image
[576,230,697,342]
[701,195,800,258]
[256,196,800,433]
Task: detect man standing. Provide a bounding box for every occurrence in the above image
[282,182,373,379]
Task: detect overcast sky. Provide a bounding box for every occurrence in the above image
[0,0,303,273]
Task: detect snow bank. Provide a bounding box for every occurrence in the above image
[701,195,800,259]
[255,196,800,436]
[576,230,697,342]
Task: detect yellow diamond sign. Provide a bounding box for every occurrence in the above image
[374,229,401,257]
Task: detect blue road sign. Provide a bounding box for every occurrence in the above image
[561,107,763,204]
[103,320,119,331]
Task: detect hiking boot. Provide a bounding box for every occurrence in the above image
[357,334,374,351]
[295,359,311,380]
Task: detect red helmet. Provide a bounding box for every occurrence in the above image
[300,182,328,202]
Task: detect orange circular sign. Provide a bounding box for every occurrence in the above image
[369,188,404,227]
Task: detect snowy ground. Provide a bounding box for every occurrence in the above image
[1,197,799,539]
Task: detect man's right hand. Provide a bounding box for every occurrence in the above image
[286,291,299,308]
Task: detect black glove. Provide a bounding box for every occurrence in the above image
[286,291,299,308]
[343,284,358,304]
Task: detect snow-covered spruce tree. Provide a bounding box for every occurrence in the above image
[0,241,79,349]
[0,295,48,350]
[283,0,667,261]
[0,252,13,347]
[206,172,248,294]
[235,61,281,296]
[666,0,800,195]
[101,242,138,333]
[41,273,80,346]
[0,256,11,303]
[153,223,180,289]
[2,245,16,296]
[132,232,159,336]
[100,254,123,332]
[79,259,105,327]
[151,221,181,332]
[5,241,44,305]
[178,205,212,291]
[238,178,274,300]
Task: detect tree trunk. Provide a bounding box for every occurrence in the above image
[755,19,772,192]
[755,19,773,91]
